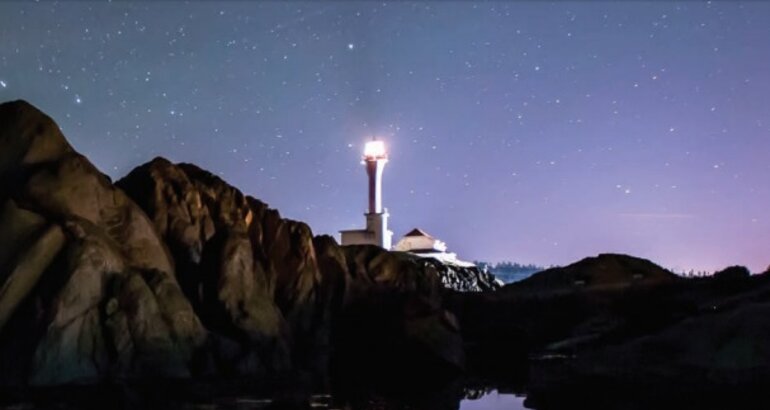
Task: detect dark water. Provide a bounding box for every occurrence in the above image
[0,391,526,410]
[0,380,530,410]
[183,391,525,410]
[5,382,770,410]
[3,359,768,410]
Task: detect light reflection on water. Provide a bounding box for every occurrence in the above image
[460,391,527,410]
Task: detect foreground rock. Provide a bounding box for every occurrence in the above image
[0,100,205,385]
[0,100,477,388]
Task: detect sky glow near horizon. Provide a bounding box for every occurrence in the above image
[1,1,769,272]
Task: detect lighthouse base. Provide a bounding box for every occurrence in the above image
[340,210,393,249]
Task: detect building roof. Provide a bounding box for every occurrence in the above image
[403,228,434,239]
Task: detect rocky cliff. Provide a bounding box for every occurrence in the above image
[0,100,206,385]
[0,100,485,388]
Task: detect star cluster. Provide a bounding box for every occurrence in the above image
[1,1,768,272]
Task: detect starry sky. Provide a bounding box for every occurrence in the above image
[1,1,769,273]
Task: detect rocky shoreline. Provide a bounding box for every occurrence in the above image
[2,99,770,409]
[0,100,495,390]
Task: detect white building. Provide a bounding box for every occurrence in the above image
[338,140,473,269]
[393,228,474,267]
[339,140,393,249]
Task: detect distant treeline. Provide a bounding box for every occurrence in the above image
[676,269,713,278]
[474,261,546,284]
[676,265,768,278]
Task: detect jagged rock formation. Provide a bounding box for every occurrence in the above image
[117,158,305,377]
[417,257,502,292]
[115,156,472,381]
[0,100,207,385]
[0,100,478,388]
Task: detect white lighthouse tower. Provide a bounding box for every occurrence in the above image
[339,140,393,249]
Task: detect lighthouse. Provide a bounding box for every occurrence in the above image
[339,140,393,249]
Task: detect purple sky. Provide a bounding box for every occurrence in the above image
[1,1,768,272]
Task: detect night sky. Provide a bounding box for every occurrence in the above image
[1,1,768,273]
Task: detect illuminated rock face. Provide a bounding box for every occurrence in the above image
[340,140,393,249]
[0,100,205,385]
[0,101,488,387]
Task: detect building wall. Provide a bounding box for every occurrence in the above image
[340,229,376,246]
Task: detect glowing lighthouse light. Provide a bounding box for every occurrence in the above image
[364,140,387,159]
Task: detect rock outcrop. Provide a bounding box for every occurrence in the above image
[0,100,206,385]
[421,258,502,292]
[117,158,298,377]
[0,100,478,388]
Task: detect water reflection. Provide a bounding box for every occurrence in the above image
[0,381,529,410]
[460,390,526,410]
[180,390,528,410]
[181,395,336,409]
[175,391,527,410]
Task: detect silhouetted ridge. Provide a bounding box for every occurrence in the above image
[509,253,678,292]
